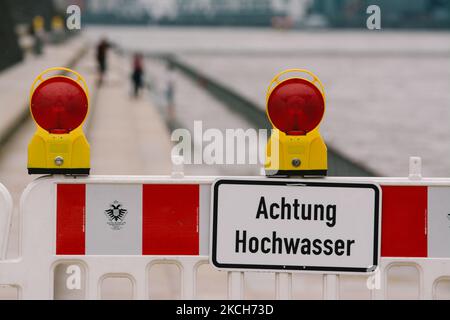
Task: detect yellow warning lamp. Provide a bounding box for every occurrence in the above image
[265,69,327,177]
[28,67,90,175]
[51,16,64,31]
[33,16,45,32]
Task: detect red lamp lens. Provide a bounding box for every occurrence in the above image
[31,77,88,133]
[267,78,324,135]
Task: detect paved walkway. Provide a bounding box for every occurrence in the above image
[89,53,172,175]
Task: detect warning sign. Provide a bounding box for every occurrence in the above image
[211,179,381,273]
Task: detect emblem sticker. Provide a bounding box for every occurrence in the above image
[104,200,128,230]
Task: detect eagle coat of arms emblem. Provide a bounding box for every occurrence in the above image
[104,200,128,230]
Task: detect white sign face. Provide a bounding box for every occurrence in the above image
[211,180,381,273]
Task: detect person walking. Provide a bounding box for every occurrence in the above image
[96,38,111,86]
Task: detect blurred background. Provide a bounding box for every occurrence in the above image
[0,0,449,299]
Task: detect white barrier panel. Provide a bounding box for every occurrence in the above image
[0,183,13,260]
[0,175,450,299]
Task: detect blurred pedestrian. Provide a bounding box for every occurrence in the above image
[131,53,144,98]
[96,38,111,86]
[29,23,43,56]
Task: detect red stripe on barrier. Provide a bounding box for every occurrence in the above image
[142,184,199,255]
[381,186,427,257]
[56,184,86,255]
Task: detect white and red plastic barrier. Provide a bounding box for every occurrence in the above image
[55,182,450,259]
[56,183,209,256]
[1,173,450,299]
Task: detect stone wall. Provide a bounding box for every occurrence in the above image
[0,1,23,72]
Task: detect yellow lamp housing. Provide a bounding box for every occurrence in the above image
[28,67,90,175]
[51,16,64,31]
[265,69,327,177]
[33,16,45,32]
